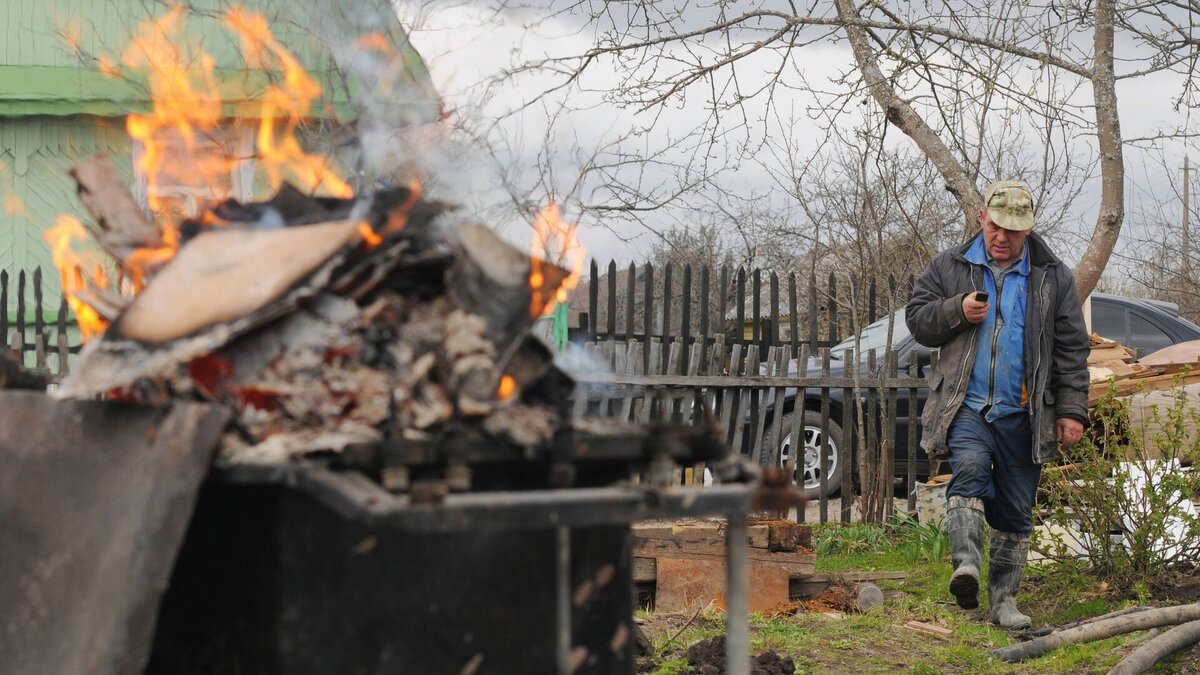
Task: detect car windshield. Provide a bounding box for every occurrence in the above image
[830,308,911,360]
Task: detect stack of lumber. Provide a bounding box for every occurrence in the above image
[632,518,815,612]
[632,519,908,611]
[633,518,814,575]
[1087,334,1200,407]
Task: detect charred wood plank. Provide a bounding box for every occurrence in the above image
[70,155,161,258]
[447,223,567,370]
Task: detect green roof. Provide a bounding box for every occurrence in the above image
[0,0,439,121]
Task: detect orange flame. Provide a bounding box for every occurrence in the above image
[355,32,394,55]
[223,7,352,199]
[49,6,358,338]
[357,222,382,248]
[497,374,517,400]
[123,243,177,291]
[121,5,225,224]
[43,216,109,341]
[529,204,585,317]
[382,179,421,236]
[355,179,421,247]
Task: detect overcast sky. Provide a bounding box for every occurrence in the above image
[398,2,1198,275]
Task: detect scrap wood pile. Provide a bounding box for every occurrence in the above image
[1087,333,1200,407]
[632,517,815,611]
[49,155,592,464]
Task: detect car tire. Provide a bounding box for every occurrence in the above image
[761,411,844,500]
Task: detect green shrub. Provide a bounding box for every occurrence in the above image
[1036,379,1200,588]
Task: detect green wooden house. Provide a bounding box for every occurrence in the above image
[0,0,438,347]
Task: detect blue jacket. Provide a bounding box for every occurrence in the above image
[962,235,1029,421]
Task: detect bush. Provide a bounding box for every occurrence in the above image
[1035,379,1200,587]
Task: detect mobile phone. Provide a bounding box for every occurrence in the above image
[975,291,989,303]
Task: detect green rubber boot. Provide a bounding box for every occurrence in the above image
[946,496,985,610]
[988,531,1032,629]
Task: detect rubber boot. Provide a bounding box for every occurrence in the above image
[946,496,985,610]
[988,531,1032,629]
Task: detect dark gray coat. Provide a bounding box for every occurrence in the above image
[905,232,1090,464]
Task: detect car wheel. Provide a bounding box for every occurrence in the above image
[763,411,844,500]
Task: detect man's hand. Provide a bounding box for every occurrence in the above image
[962,293,989,324]
[1057,418,1084,447]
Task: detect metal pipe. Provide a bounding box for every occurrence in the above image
[725,513,750,675]
[232,465,762,533]
[556,525,572,674]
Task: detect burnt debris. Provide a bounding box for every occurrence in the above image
[56,156,734,493]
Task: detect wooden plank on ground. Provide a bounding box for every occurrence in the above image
[904,621,954,639]
[631,539,815,577]
[633,520,810,551]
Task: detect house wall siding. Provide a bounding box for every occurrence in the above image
[1,116,132,311]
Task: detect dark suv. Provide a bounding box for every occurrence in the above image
[766,293,1200,498]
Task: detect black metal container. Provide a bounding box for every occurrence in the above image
[147,480,635,674]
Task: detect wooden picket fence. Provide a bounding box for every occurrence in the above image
[569,261,935,524]
[5,259,938,524]
[574,260,915,360]
[2,268,77,378]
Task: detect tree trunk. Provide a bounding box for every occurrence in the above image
[834,0,983,235]
[1072,0,1124,300]
[991,604,1200,663]
[1109,620,1200,675]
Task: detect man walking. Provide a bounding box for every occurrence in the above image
[906,179,1090,629]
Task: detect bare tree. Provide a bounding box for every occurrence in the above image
[467,0,1200,298]
[1111,148,1200,321]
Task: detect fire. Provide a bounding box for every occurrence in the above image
[107,6,351,247]
[223,7,352,199]
[383,179,421,236]
[357,222,382,248]
[497,374,517,400]
[355,179,421,248]
[123,242,178,291]
[121,5,225,222]
[49,5,358,324]
[497,374,517,399]
[529,204,585,317]
[43,216,109,340]
[355,32,394,55]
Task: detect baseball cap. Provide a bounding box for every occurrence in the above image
[983,179,1035,231]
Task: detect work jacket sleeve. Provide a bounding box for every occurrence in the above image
[1050,269,1091,425]
[906,252,971,348]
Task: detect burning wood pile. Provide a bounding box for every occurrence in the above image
[52,155,585,465]
[31,5,742,493]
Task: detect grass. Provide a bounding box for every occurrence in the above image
[639,518,1169,674]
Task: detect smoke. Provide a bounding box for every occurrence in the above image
[552,341,613,378]
[305,2,441,187]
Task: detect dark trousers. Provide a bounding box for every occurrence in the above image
[944,407,1041,534]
